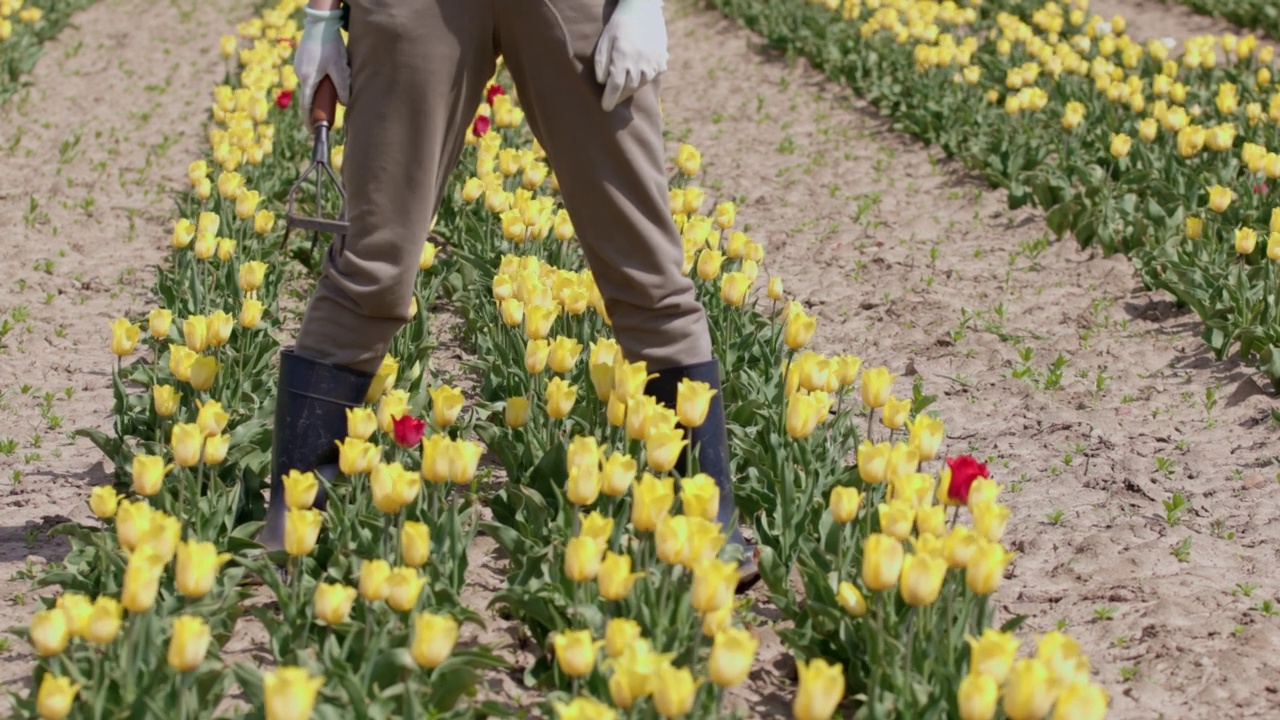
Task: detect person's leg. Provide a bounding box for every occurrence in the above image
[259,0,496,550]
[494,0,758,591]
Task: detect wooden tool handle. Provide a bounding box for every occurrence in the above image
[312,75,338,128]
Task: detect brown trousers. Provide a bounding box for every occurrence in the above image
[294,0,712,375]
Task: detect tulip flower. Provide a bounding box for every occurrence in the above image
[172,218,196,248]
[54,594,92,639]
[836,581,866,617]
[793,657,845,720]
[862,533,904,592]
[108,318,141,357]
[597,550,643,601]
[675,378,717,429]
[554,697,618,720]
[29,609,69,657]
[1002,658,1055,720]
[966,539,1014,595]
[410,612,459,669]
[766,276,784,300]
[644,426,688,473]
[148,308,173,339]
[429,385,464,427]
[553,629,602,677]
[504,396,530,428]
[967,628,1021,683]
[152,384,181,418]
[679,473,719,521]
[915,504,947,537]
[653,663,698,718]
[632,473,675,532]
[972,501,1011,542]
[400,521,431,568]
[263,667,324,720]
[709,628,758,687]
[564,535,604,582]
[899,552,948,607]
[188,356,219,392]
[859,366,895,409]
[392,414,427,449]
[1236,227,1258,255]
[783,302,817,350]
[877,501,916,540]
[167,615,211,672]
[1109,132,1132,158]
[35,674,79,720]
[958,673,999,720]
[207,311,234,347]
[376,390,410,434]
[655,514,690,566]
[176,539,225,599]
[359,559,391,602]
[239,298,264,328]
[524,302,558,340]
[545,377,578,420]
[612,360,652,402]
[88,485,119,519]
[336,438,379,476]
[284,508,323,557]
[364,355,399,403]
[171,423,204,468]
[278,470,318,510]
[881,396,911,430]
[447,439,483,484]
[605,617,642,658]
[82,596,122,646]
[385,567,426,612]
[547,336,583,374]
[1052,682,1108,720]
[690,557,738,613]
[829,486,861,523]
[314,583,358,626]
[1208,184,1233,213]
[122,547,166,613]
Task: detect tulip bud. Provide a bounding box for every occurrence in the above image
[88,485,120,520]
[263,667,324,720]
[605,617,642,658]
[709,627,759,687]
[400,521,431,568]
[829,486,862,523]
[552,629,600,677]
[29,609,69,657]
[314,583,358,626]
[167,616,212,672]
[792,658,845,720]
[175,539,224,599]
[410,612,459,669]
[284,508,323,557]
[359,558,391,602]
[385,567,426,612]
[84,597,122,645]
[35,674,80,720]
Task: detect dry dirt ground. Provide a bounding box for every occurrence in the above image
[0,0,250,703]
[3,0,1280,718]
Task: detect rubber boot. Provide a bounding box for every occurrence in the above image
[256,347,375,552]
[645,359,761,594]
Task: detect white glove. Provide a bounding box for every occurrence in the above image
[293,7,350,126]
[593,0,668,112]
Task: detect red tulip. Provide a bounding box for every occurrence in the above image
[276,90,293,110]
[472,115,491,137]
[392,414,427,449]
[486,83,505,106]
[945,455,988,505]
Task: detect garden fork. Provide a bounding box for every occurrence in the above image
[281,76,348,262]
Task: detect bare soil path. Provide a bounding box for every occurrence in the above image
[0,0,249,699]
[659,1,1280,718]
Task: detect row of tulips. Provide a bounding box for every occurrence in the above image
[10,1,1105,720]
[713,0,1280,391]
[0,0,99,105]
[1162,0,1280,41]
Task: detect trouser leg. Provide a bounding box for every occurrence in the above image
[293,0,497,374]
[494,0,711,371]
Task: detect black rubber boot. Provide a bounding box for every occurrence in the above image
[256,347,375,552]
[645,359,761,594]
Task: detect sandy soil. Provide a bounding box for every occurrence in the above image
[0,0,249,702]
[3,0,1280,718]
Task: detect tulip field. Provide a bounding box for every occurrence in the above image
[4,0,1280,719]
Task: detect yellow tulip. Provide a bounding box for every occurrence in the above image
[188,356,219,392]
[1002,659,1055,720]
[836,581,866,617]
[944,526,981,569]
[1052,682,1108,720]
[167,615,211,672]
[1186,216,1203,239]
[168,344,197,383]
[792,657,845,720]
[696,249,725,281]
[548,336,583,374]
[886,442,920,484]
[966,539,1013,595]
[410,612,459,669]
[206,311,234,347]
[862,533,904,592]
[1208,184,1233,213]
[612,360,653,402]
[171,423,204,468]
[336,437,379,476]
[906,414,943,461]
[565,535,605,582]
[553,629,601,677]
[605,617,642,658]
[968,628,1021,683]
[598,550,643,601]
[554,697,618,720]
[364,355,399,403]
[972,502,1011,542]
[675,378,717,429]
[899,552,947,607]
[860,366,895,409]
[504,396,531,428]
[915,504,947,537]
[121,547,166,613]
[29,608,69,657]
[376,389,410,434]
[1269,232,1280,261]
[607,392,627,427]
[1236,227,1258,255]
[524,338,550,374]
[653,663,698,717]
[314,583,358,626]
[877,501,916,540]
[35,674,80,720]
[88,485,119,520]
[632,473,675,532]
[958,673,999,720]
[525,302,559,340]
[194,399,228,437]
[719,270,751,307]
[679,473,719,522]
[359,558,391,602]
[175,539,223,599]
[400,521,431,568]
[881,396,911,430]
[1138,118,1158,142]
[385,566,427,612]
[83,596,122,645]
[1108,132,1132,158]
[767,276,784,300]
[284,508,323,557]
[600,451,636,497]
[172,218,195,248]
[655,514,690,566]
[857,441,890,484]
[182,315,208,354]
[690,557,738,613]
[263,667,324,720]
[278,470,318,510]
[54,594,92,639]
[148,308,173,339]
[783,303,817,350]
[785,391,822,440]
[546,377,578,420]
[420,435,451,484]
[644,426,688,473]
[676,143,701,176]
[253,208,276,234]
[152,384,181,418]
[109,318,140,357]
[114,499,152,551]
[709,628,758,687]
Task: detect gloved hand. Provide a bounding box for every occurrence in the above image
[593,0,668,112]
[293,6,350,128]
